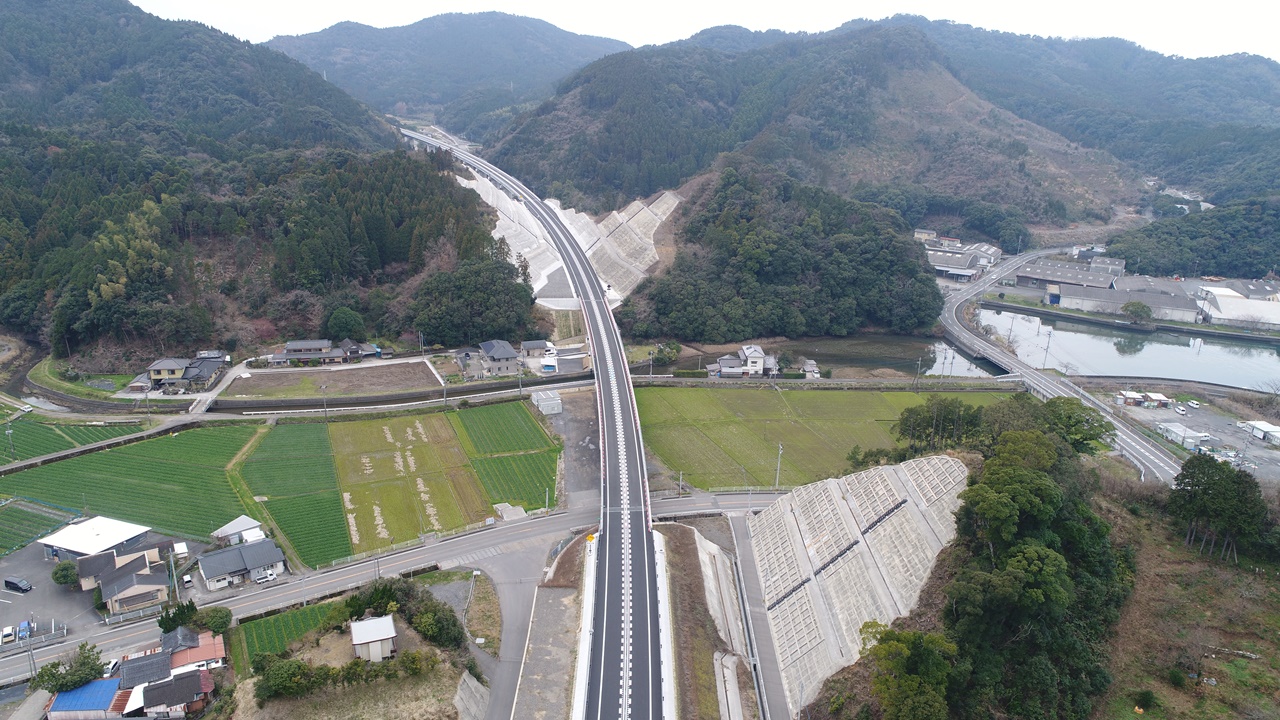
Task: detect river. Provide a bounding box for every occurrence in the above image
[978,308,1280,390]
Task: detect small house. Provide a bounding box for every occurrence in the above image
[351,615,397,663]
[1114,391,1145,406]
[140,669,212,718]
[478,340,519,376]
[119,652,175,690]
[520,340,554,358]
[269,340,346,366]
[210,515,263,546]
[197,539,286,590]
[169,631,227,674]
[339,338,380,360]
[1142,393,1171,408]
[47,678,126,720]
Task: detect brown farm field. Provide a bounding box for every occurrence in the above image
[326,403,560,554]
[225,361,440,399]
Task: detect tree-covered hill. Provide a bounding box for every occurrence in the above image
[1102,197,1280,278]
[0,2,540,363]
[868,16,1280,203]
[266,12,629,140]
[0,0,395,155]
[485,24,1139,225]
[616,165,943,342]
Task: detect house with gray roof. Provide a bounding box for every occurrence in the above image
[144,352,229,392]
[478,339,520,376]
[120,652,174,689]
[142,669,211,716]
[269,339,346,366]
[197,539,286,591]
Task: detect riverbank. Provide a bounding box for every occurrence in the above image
[981,298,1280,347]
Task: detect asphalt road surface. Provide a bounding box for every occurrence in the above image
[941,250,1182,483]
[400,128,665,719]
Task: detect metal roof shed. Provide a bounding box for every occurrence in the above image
[40,517,150,559]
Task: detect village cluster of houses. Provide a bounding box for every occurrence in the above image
[46,623,224,720]
[38,514,289,619]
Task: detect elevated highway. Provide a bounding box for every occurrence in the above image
[401,128,664,718]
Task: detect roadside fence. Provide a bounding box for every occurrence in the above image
[0,623,69,659]
[104,604,162,626]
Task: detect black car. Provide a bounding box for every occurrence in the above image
[4,577,32,593]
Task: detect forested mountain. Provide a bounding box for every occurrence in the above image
[1102,197,1280,278]
[0,0,394,154]
[0,2,540,363]
[486,24,1140,230]
[616,165,943,342]
[678,26,796,53]
[266,13,629,140]
[856,16,1280,204]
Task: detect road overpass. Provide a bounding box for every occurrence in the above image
[401,128,665,718]
[940,251,1182,482]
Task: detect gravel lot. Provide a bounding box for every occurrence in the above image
[1114,400,1280,487]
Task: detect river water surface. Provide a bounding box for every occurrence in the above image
[979,309,1280,390]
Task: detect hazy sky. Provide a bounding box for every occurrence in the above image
[131,1,1278,63]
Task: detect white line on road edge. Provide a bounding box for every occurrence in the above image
[508,584,541,720]
[652,530,678,720]
[570,534,598,720]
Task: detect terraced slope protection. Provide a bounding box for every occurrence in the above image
[747,455,969,715]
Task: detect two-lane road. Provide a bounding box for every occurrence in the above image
[400,128,664,718]
[941,251,1182,482]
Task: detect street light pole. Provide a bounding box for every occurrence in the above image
[774,443,783,491]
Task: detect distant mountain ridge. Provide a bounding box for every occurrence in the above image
[870,16,1280,203]
[0,0,394,154]
[266,12,630,139]
[486,23,1139,223]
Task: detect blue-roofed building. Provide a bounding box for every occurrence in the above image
[48,678,123,719]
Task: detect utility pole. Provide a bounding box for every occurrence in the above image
[648,350,654,377]
[774,443,783,491]
[5,417,13,462]
[1042,329,1053,368]
[320,385,329,423]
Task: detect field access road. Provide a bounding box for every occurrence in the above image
[401,128,664,719]
[941,251,1182,483]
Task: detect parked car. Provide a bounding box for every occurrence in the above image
[1175,405,1187,415]
[18,405,33,413]
[102,659,119,678]
[254,570,277,585]
[182,574,194,589]
[0,627,13,644]
[4,576,32,593]
[1187,400,1201,408]
[18,621,31,640]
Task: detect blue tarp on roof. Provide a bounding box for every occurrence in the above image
[50,678,119,711]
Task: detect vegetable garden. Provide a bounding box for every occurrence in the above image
[0,504,68,555]
[0,426,255,537]
[240,602,334,658]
